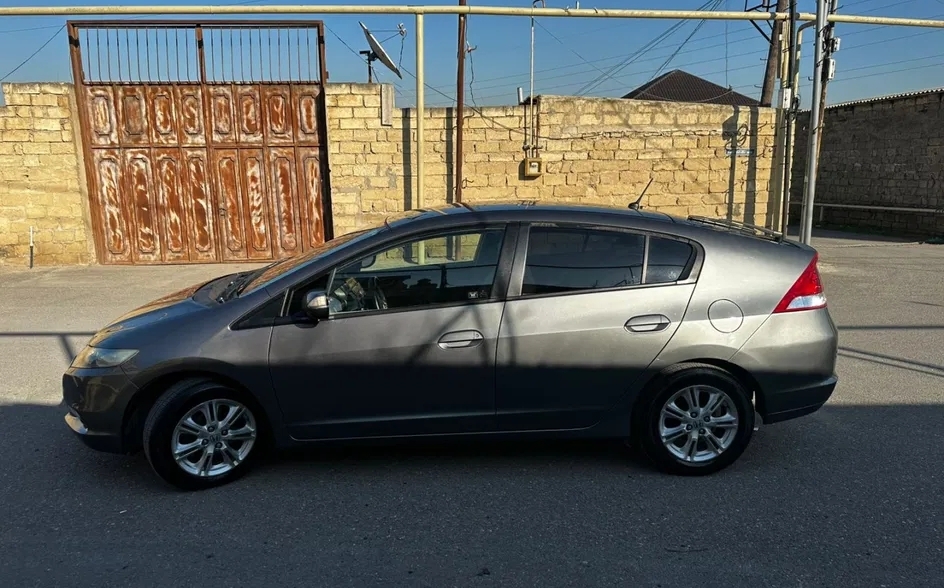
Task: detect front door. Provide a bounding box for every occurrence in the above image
[268,225,513,440]
[495,223,699,431]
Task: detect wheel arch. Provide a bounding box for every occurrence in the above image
[121,365,276,453]
[636,358,764,413]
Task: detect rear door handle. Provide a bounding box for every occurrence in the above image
[437,330,484,349]
[625,314,671,333]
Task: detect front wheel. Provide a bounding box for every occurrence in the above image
[632,364,755,476]
[142,379,264,491]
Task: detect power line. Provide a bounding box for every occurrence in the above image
[575,0,721,96]
[647,4,720,82]
[0,25,64,82]
[403,14,944,103]
[532,19,614,84]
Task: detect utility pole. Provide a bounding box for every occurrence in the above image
[760,0,789,107]
[798,0,840,244]
[799,0,828,245]
[813,0,840,165]
[454,0,468,203]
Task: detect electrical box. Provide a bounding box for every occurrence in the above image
[829,37,841,52]
[523,157,544,178]
[826,58,837,81]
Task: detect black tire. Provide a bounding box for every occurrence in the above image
[631,363,755,476]
[142,378,265,491]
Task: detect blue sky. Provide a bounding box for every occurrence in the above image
[1,0,943,108]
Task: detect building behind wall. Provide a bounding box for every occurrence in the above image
[790,88,944,238]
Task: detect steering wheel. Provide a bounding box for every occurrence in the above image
[368,276,388,310]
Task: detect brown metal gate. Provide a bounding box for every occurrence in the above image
[68,20,333,265]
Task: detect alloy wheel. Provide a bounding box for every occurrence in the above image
[658,385,739,463]
[171,399,258,477]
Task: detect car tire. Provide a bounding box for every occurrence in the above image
[142,378,265,491]
[631,363,755,476]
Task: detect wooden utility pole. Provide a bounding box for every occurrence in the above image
[455,0,467,203]
[760,0,789,107]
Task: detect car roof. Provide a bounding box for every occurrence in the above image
[383,200,796,248]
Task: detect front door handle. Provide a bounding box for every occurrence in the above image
[625,314,671,333]
[437,330,484,349]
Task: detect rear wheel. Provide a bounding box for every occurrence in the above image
[143,378,264,491]
[632,364,755,476]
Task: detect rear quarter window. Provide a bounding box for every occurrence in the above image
[645,236,696,284]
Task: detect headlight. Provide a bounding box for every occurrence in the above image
[71,347,139,369]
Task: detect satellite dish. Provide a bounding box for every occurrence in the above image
[358,21,403,82]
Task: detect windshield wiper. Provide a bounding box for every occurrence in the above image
[216,271,255,303]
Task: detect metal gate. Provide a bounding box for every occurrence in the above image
[68,20,332,265]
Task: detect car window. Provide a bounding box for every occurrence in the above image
[645,236,695,284]
[522,226,645,296]
[325,228,506,315]
[237,227,380,296]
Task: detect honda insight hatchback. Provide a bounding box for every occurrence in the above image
[63,202,838,490]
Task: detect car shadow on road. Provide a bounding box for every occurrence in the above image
[2,398,942,498]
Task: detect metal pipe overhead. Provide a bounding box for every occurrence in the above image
[0,5,942,29]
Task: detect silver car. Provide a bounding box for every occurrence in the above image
[63,202,838,490]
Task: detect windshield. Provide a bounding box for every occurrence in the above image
[237,227,381,296]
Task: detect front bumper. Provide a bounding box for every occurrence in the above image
[62,366,139,454]
[759,374,838,424]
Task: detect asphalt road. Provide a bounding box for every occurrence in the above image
[1,229,942,588]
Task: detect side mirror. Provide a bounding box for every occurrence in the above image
[303,290,330,320]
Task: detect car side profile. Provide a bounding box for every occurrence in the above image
[62,201,838,490]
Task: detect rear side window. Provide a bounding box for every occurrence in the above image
[645,236,696,284]
[522,226,645,296]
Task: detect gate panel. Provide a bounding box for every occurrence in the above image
[293,85,324,144]
[183,149,218,262]
[116,86,149,147]
[69,21,332,265]
[241,149,272,260]
[85,87,118,147]
[213,148,249,262]
[154,148,190,263]
[209,87,238,145]
[147,86,179,146]
[268,146,302,257]
[124,148,162,263]
[264,85,295,145]
[176,86,207,147]
[91,149,131,263]
[297,147,326,247]
[236,86,265,145]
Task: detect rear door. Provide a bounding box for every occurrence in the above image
[495,222,699,431]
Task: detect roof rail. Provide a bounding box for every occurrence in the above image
[686,215,785,243]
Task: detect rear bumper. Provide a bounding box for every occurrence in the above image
[759,374,837,424]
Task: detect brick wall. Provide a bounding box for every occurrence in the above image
[790,91,944,236]
[0,81,778,267]
[0,83,91,266]
[326,83,779,236]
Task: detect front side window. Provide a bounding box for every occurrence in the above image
[522,226,646,296]
[325,227,506,315]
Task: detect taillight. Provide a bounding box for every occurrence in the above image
[773,253,827,313]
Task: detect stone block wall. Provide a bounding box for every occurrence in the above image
[790,91,944,236]
[0,81,778,267]
[325,83,779,236]
[0,83,91,266]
